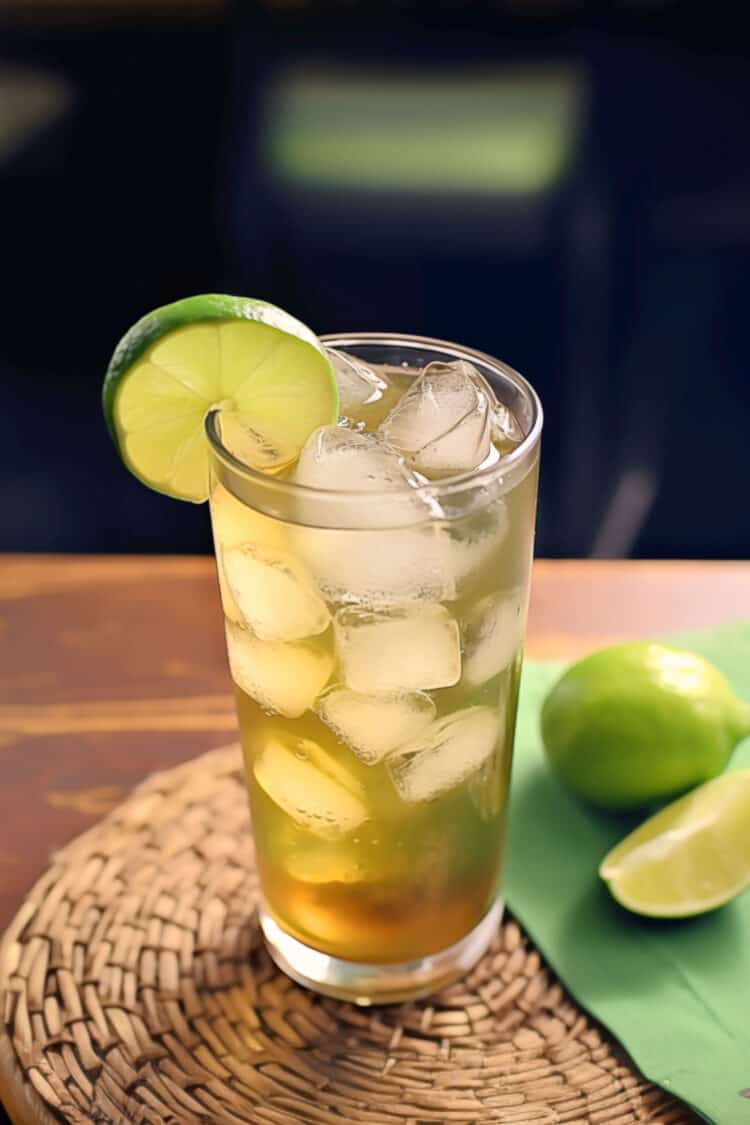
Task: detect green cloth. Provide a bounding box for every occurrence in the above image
[506,624,750,1125]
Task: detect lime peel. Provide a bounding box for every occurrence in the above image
[102,294,337,503]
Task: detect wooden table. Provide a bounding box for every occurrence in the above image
[1,556,749,937]
[2,554,748,937]
[1,555,748,1122]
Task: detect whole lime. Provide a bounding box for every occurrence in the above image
[541,642,750,810]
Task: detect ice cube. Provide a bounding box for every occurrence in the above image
[211,483,309,630]
[294,498,510,610]
[380,360,493,475]
[254,732,368,837]
[493,402,524,447]
[210,482,288,552]
[295,425,419,503]
[284,841,365,885]
[224,621,333,717]
[440,499,510,593]
[291,426,451,605]
[334,604,461,693]
[211,482,291,624]
[215,558,244,625]
[221,544,329,642]
[292,523,454,608]
[317,687,436,765]
[468,752,510,821]
[327,348,388,411]
[462,589,525,688]
[388,706,499,803]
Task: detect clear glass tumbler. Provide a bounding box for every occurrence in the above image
[206,333,542,1003]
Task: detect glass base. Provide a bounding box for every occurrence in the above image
[259,898,503,1005]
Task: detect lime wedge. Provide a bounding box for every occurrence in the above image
[102,294,338,502]
[600,768,750,917]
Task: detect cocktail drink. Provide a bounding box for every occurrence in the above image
[102,298,541,1002]
[205,334,542,1002]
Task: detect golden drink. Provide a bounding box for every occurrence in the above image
[207,335,541,1001]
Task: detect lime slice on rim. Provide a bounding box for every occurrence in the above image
[600,768,750,918]
[102,294,338,502]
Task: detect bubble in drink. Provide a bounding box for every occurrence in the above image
[388,706,499,802]
[462,589,525,688]
[334,603,461,693]
[254,732,369,837]
[380,360,492,475]
[317,687,436,764]
[224,620,333,717]
[221,544,329,642]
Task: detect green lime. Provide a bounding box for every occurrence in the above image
[102,294,338,502]
[541,642,750,811]
[600,768,750,917]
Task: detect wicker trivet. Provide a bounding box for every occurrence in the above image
[0,745,697,1125]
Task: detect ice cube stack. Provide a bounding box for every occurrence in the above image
[213,353,526,833]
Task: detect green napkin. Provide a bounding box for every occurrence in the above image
[506,624,750,1125]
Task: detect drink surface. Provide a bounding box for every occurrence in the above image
[210,349,538,963]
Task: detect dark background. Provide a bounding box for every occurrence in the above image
[1,0,748,560]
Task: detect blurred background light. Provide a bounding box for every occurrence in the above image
[0,63,75,164]
[264,68,585,196]
[0,0,748,561]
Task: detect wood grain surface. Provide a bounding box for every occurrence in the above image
[0,555,748,1122]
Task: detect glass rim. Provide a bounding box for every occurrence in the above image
[204,331,543,505]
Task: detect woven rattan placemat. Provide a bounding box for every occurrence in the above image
[0,744,697,1124]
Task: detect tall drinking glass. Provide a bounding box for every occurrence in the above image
[205,333,542,1003]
